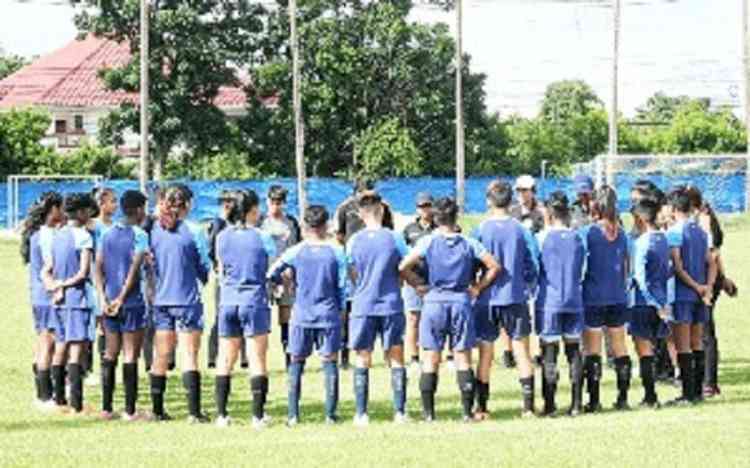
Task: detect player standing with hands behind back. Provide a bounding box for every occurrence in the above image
[399,197,500,422]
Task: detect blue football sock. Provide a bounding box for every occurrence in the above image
[323,361,339,419]
[391,367,407,414]
[354,367,369,416]
[288,361,304,420]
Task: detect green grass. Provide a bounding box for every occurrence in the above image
[1,216,750,468]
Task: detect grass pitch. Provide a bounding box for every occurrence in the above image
[0,216,749,467]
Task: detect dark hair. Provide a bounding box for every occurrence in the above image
[172,183,193,201]
[632,179,658,197]
[304,205,329,228]
[228,190,260,225]
[546,190,569,220]
[353,178,375,194]
[64,192,94,217]
[164,185,188,209]
[633,198,659,226]
[701,203,723,249]
[268,185,288,202]
[668,186,691,213]
[356,190,382,210]
[120,190,147,217]
[434,197,459,226]
[685,185,703,211]
[592,185,617,222]
[486,180,512,209]
[20,192,63,264]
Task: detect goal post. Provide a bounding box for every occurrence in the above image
[573,154,749,213]
[6,175,104,231]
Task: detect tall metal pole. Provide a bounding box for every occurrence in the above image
[139,0,150,191]
[455,0,466,212]
[607,0,621,187]
[744,0,750,212]
[290,0,307,220]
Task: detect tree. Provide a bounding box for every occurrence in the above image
[0,53,27,80]
[634,92,708,123]
[241,0,490,177]
[74,0,268,178]
[540,80,603,123]
[0,109,53,178]
[647,102,746,154]
[353,118,424,180]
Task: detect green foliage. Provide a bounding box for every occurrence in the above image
[0,108,53,178]
[74,0,268,174]
[243,0,489,177]
[634,92,708,123]
[353,118,423,180]
[539,80,603,123]
[32,143,135,179]
[0,53,27,80]
[164,151,269,180]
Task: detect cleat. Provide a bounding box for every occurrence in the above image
[521,410,536,419]
[353,414,370,427]
[583,403,602,414]
[393,412,410,424]
[639,399,661,410]
[215,415,231,428]
[665,397,693,407]
[703,385,720,398]
[152,412,173,422]
[123,412,149,422]
[187,413,211,424]
[252,416,270,430]
[286,416,299,428]
[422,413,436,423]
[502,352,516,369]
[99,410,116,421]
[613,400,630,411]
[566,407,581,417]
[325,415,339,425]
[34,399,58,412]
[541,405,557,417]
[461,415,475,423]
[473,411,490,422]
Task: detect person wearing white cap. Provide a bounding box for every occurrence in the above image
[511,175,545,235]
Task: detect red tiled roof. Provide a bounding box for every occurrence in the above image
[0,35,251,109]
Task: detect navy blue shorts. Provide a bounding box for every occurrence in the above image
[104,306,148,334]
[402,286,423,313]
[153,304,204,332]
[628,306,669,340]
[535,309,583,342]
[33,305,56,333]
[54,307,91,343]
[420,301,476,352]
[584,304,629,329]
[349,314,405,351]
[476,303,532,342]
[289,325,341,359]
[672,301,708,325]
[218,305,271,338]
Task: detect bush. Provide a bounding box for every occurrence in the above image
[0,108,52,178]
[32,143,136,178]
[353,118,424,180]
[164,151,269,180]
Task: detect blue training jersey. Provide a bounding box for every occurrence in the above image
[29,226,55,307]
[98,223,149,307]
[412,232,488,303]
[630,230,671,309]
[473,217,539,307]
[667,219,708,304]
[536,227,586,315]
[150,220,211,306]
[51,223,93,308]
[346,228,408,317]
[216,226,276,308]
[580,224,629,307]
[268,241,347,328]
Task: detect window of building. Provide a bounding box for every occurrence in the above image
[74,115,84,131]
[54,120,67,134]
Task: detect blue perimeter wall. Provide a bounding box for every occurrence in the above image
[1,174,745,227]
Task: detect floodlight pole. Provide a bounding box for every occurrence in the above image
[290,0,307,220]
[139,0,150,191]
[455,0,466,213]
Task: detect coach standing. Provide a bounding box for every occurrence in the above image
[571,175,595,229]
[511,175,545,234]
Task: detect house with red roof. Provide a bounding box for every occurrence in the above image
[0,35,257,154]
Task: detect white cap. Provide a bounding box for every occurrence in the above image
[514,175,536,190]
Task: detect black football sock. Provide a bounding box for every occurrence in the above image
[520,377,534,412]
[542,343,560,413]
[457,370,476,418]
[67,363,83,412]
[150,374,167,416]
[476,381,490,413]
[287,361,304,420]
[584,355,602,408]
[52,365,66,405]
[101,358,116,412]
[33,364,40,400]
[354,367,369,416]
[182,371,202,417]
[215,375,231,418]
[420,372,438,420]
[122,363,138,416]
[693,350,706,400]
[391,367,407,415]
[614,356,632,407]
[639,356,657,403]
[565,343,583,412]
[677,353,694,401]
[323,361,339,419]
[97,334,106,360]
[251,375,269,420]
[38,369,52,402]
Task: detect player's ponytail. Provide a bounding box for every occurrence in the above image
[546,190,569,222]
[592,185,618,223]
[20,192,63,264]
[228,189,260,227]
